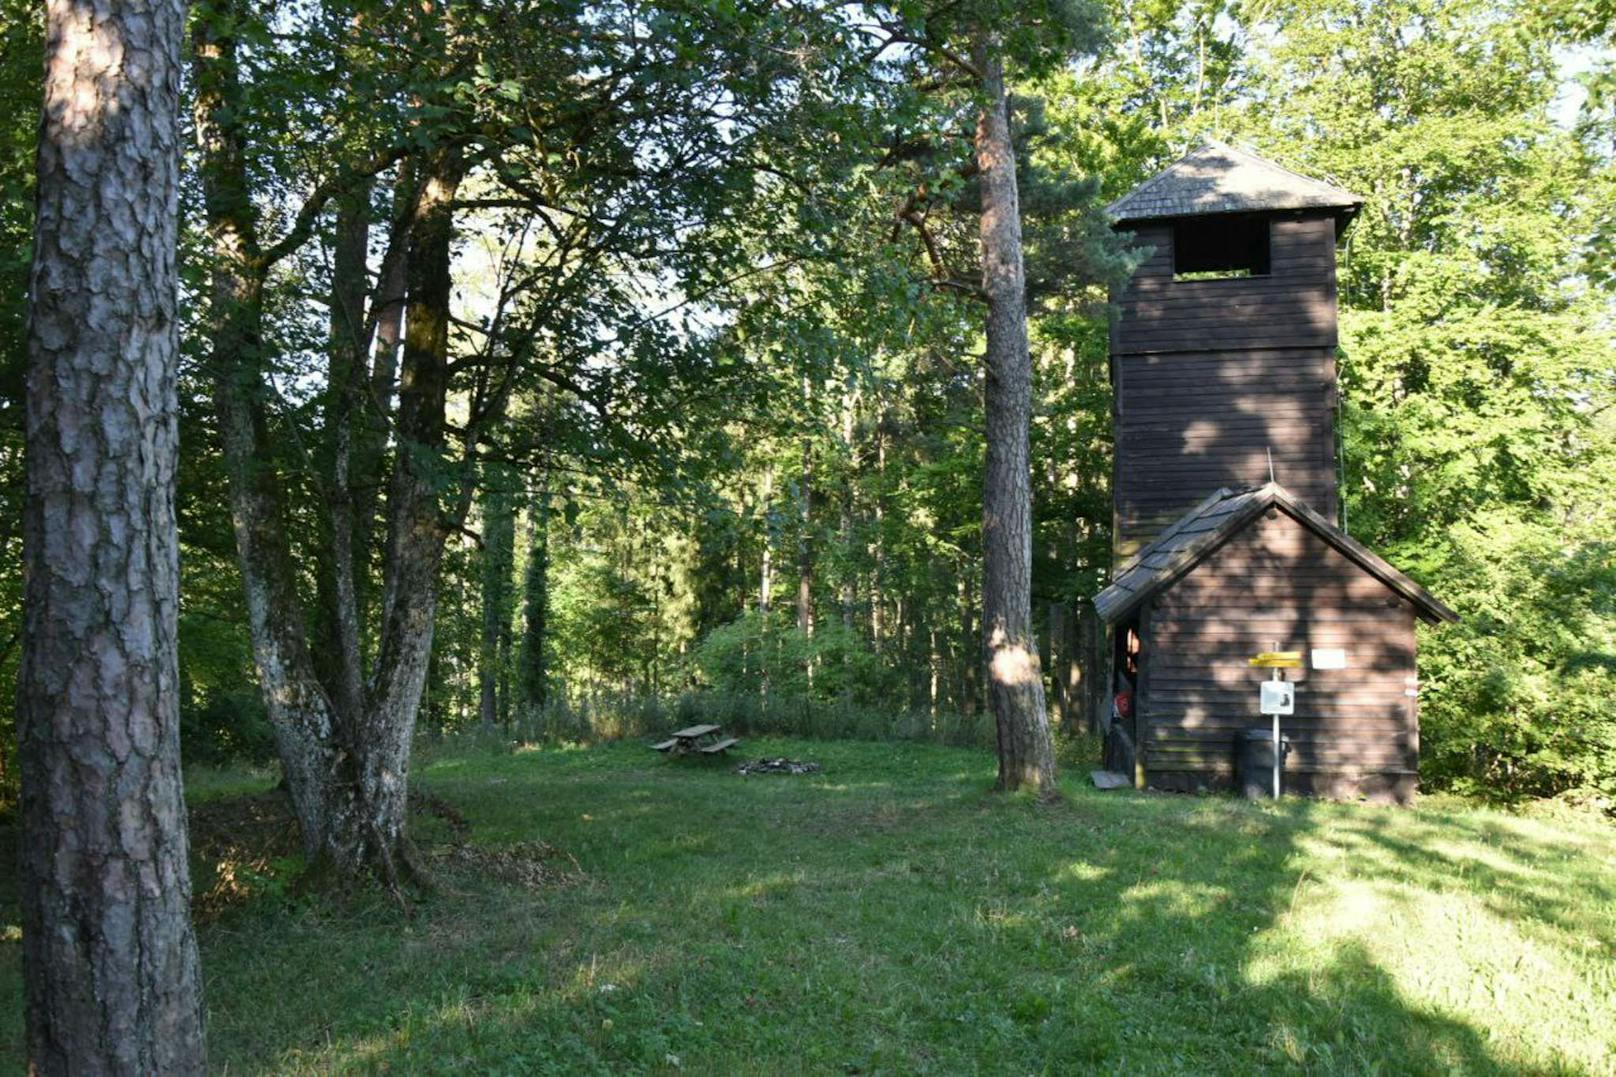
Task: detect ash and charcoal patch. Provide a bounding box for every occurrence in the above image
[427,840,585,891]
[735,758,823,776]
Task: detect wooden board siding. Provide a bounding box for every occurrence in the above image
[1109,211,1342,560]
[1112,215,1339,357]
[1138,510,1419,802]
[1114,347,1338,557]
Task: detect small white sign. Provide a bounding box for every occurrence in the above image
[1312,648,1347,670]
[1260,681,1294,715]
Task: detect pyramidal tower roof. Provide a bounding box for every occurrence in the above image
[1105,140,1364,225]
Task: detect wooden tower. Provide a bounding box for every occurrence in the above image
[1092,143,1457,802]
[1107,140,1358,563]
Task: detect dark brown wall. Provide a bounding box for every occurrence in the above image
[1114,347,1339,555]
[1111,212,1342,559]
[1137,510,1420,802]
[1112,215,1339,356]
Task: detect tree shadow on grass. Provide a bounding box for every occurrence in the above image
[996,798,1527,1073]
[7,744,1605,1073]
[284,776,1591,1073]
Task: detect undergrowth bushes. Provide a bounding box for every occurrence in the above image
[499,689,996,751]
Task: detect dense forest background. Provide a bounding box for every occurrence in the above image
[1,0,1613,803]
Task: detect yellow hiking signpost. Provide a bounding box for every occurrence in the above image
[1251,649,1301,799]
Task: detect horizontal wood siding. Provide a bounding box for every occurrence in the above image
[1114,214,1339,356]
[1109,211,1343,560]
[1114,347,1338,555]
[1138,511,1420,802]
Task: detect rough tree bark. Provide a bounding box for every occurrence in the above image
[194,0,349,862]
[193,0,479,882]
[19,0,206,1070]
[351,144,469,877]
[973,34,1058,795]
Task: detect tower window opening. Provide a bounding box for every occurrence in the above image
[1173,215,1271,281]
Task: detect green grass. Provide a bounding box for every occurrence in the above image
[3,738,1615,1073]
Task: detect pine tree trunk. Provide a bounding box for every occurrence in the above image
[973,35,1057,795]
[20,1,206,1069]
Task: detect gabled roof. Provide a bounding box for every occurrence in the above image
[1092,482,1458,627]
[1105,140,1364,225]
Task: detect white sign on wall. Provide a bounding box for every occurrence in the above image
[1260,681,1294,716]
[1312,648,1347,670]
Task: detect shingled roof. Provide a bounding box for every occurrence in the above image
[1092,482,1457,627]
[1105,140,1364,225]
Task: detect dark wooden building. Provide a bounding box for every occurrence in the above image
[1092,142,1457,801]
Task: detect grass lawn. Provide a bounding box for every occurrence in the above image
[2,737,1614,1073]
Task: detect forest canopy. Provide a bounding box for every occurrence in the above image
[1,0,1612,807]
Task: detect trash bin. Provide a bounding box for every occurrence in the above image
[1239,727,1291,800]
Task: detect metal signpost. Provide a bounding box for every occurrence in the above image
[1250,648,1301,799]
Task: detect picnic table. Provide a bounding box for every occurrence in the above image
[651,723,740,757]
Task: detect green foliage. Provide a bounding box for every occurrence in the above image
[1,0,1610,805]
[181,689,276,767]
[686,611,900,706]
[1233,0,1616,800]
[1410,510,1616,801]
[0,0,40,797]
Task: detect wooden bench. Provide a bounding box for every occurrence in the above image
[652,725,740,757]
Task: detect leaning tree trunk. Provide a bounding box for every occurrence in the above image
[193,0,474,884]
[19,0,206,1070]
[973,35,1058,795]
[339,145,468,879]
[194,0,348,859]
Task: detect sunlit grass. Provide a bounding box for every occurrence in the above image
[0,737,1612,1072]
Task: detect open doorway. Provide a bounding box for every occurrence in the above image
[1103,615,1143,777]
